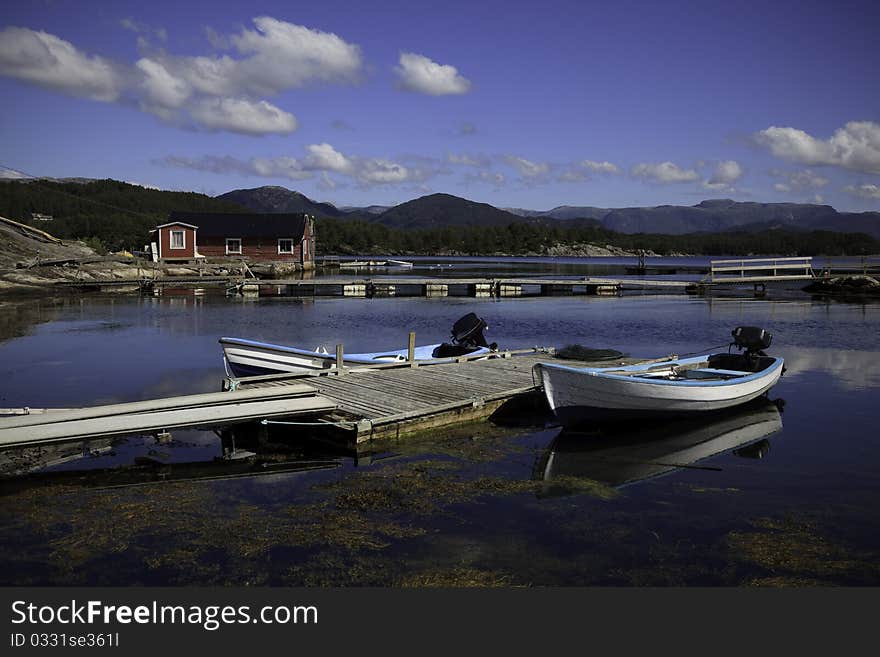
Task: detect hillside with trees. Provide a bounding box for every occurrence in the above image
[0,179,246,252]
[1,179,878,257]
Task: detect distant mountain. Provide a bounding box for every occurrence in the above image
[216,186,343,217]
[374,193,528,229]
[215,187,880,238]
[506,205,609,221]
[600,199,880,237]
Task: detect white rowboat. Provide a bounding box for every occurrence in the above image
[534,327,784,428]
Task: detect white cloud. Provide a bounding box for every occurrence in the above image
[702,160,743,191]
[463,171,506,187]
[358,159,410,184]
[631,161,701,183]
[708,160,743,185]
[136,58,190,111]
[250,156,311,179]
[189,98,297,135]
[161,144,421,188]
[395,52,471,95]
[0,18,364,136]
[754,121,880,174]
[559,159,621,183]
[503,155,550,179]
[843,183,880,200]
[303,143,355,174]
[447,153,491,168]
[228,17,363,93]
[770,168,829,194]
[581,160,620,175]
[120,18,167,43]
[0,27,123,101]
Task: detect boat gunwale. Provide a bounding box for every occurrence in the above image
[535,354,784,388]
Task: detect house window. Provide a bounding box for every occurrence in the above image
[170,230,185,249]
[225,238,242,255]
[278,238,293,254]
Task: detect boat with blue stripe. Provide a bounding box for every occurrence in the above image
[221,313,497,377]
[534,327,785,428]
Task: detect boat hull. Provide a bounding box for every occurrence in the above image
[534,355,784,428]
[221,337,489,377]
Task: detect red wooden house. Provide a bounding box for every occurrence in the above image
[152,212,315,266]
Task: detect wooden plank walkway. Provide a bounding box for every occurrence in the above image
[232,350,654,444]
[0,385,336,449]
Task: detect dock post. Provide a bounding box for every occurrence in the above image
[408,332,417,367]
[336,344,345,375]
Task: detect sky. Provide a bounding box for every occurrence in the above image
[1,0,879,212]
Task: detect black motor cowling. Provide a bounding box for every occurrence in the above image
[731,326,772,356]
[451,312,489,347]
[432,313,497,358]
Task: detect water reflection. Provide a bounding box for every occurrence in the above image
[781,348,880,391]
[0,299,62,344]
[534,398,784,490]
[0,426,344,492]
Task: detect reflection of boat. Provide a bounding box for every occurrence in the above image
[534,327,784,427]
[534,398,784,489]
[221,313,497,377]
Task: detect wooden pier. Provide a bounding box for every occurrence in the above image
[0,386,335,449]
[0,347,644,454]
[49,255,880,299]
[226,348,648,446]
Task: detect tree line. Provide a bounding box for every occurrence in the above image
[315,217,880,257]
[2,179,877,257]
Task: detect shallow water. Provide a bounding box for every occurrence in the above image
[0,275,879,586]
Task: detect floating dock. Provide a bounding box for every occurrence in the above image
[0,386,335,449]
[226,349,651,446]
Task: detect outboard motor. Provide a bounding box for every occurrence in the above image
[432,313,497,357]
[731,326,772,357]
[451,313,490,348]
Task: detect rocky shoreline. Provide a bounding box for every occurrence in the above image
[802,274,880,296]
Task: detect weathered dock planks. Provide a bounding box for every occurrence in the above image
[230,350,654,445]
[0,386,336,449]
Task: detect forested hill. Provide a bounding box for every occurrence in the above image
[222,186,880,238]
[217,185,344,217]
[1,179,878,256]
[0,178,247,251]
[367,193,527,229]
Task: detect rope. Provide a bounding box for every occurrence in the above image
[260,419,359,427]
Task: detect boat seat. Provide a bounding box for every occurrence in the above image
[682,367,747,379]
[707,353,774,373]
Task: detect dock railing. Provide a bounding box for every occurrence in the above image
[707,256,815,283]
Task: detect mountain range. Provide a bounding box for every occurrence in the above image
[219,186,880,238]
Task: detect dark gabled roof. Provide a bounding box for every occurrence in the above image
[167,212,308,238]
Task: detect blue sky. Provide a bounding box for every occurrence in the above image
[2,0,879,212]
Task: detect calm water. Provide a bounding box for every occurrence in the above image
[1,264,879,586]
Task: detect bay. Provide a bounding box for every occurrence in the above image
[0,258,878,586]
